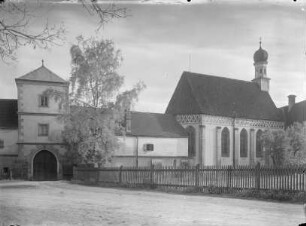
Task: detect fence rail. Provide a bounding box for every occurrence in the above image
[73,164,306,192]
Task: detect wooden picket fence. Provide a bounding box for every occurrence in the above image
[73,164,306,192]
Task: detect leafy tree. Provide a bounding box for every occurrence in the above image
[261,123,306,167]
[0,0,126,61]
[49,36,145,166]
[285,122,306,165]
[261,129,288,167]
[286,122,306,155]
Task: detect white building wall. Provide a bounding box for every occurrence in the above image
[114,136,188,167]
[177,114,284,167]
[20,115,64,143]
[0,129,18,155]
[16,82,67,114]
[0,129,19,169]
[116,136,188,157]
[137,137,187,157]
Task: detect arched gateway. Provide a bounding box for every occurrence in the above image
[33,150,57,181]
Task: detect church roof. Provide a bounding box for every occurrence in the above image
[130,111,187,138]
[166,71,282,121]
[15,65,68,84]
[0,99,18,129]
[280,100,306,127]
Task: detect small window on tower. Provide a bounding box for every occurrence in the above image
[259,68,263,74]
[264,68,266,74]
[39,95,49,107]
[38,124,49,136]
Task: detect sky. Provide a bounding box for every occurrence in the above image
[0,0,306,113]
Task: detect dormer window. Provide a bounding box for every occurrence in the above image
[39,95,49,107]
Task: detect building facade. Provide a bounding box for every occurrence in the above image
[0,43,305,180]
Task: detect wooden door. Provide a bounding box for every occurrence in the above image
[33,150,57,181]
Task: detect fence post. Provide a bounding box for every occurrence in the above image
[195,164,200,191]
[95,168,99,184]
[255,162,261,190]
[73,166,77,180]
[150,164,154,189]
[119,165,123,185]
[227,165,232,190]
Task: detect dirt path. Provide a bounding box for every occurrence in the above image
[0,181,304,226]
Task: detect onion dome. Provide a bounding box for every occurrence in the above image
[253,40,268,63]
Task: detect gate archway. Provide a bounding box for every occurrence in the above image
[33,150,57,181]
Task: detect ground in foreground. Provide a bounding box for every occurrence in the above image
[0,181,304,226]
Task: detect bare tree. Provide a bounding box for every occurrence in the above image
[79,0,127,29]
[0,0,126,61]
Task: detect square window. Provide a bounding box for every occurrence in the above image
[144,144,154,151]
[39,95,49,107]
[38,124,49,136]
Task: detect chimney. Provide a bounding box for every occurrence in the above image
[125,109,131,133]
[288,95,296,111]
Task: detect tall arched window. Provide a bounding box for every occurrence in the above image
[256,130,263,158]
[221,127,230,157]
[0,139,3,149]
[186,126,196,157]
[240,129,248,158]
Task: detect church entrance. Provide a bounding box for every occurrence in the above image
[33,150,57,181]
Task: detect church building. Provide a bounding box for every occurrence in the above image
[166,42,284,167]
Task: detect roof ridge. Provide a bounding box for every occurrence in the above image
[17,66,42,79]
[131,111,168,115]
[295,100,306,105]
[42,65,66,81]
[183,71,255,85]
[16,65,67,83]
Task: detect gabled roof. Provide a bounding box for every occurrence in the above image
[166,71,282,121]
[0,99,18,129]
[130,111,187,138]
[280,100,306,127]
[15,65,68,84]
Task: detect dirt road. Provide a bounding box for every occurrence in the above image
[0,181,304,226]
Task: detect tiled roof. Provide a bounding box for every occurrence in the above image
[0,99,18,129]
[130,111,187,138]
[15,65,68,84]
[70,106,187,138]
[166,71,282,121]
[280,100,306,126]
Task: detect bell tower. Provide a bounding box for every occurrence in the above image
[252,38,270,92]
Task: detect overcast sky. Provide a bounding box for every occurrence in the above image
[0,0,306,113]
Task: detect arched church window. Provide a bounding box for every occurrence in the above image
[221,127,230,157]
[256,130,263,158]
[240,129,248,158]
[186,126,196,157]
[0,139,3,148]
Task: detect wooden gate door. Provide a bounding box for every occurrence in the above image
[33,150,57,181]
